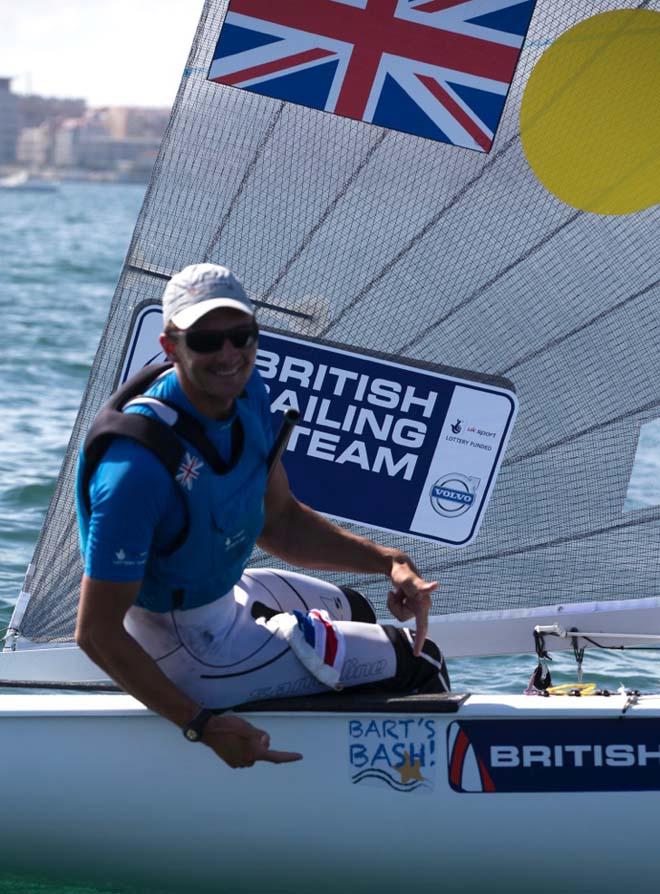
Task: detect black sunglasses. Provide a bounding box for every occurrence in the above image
[172,323,259,354]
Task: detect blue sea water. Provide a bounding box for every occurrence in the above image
[0,182,658,893]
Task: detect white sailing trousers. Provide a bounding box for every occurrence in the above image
[124,569,449,708]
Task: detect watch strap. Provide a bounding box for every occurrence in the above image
[183,708,214,742]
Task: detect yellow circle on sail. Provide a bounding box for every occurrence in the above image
[520,9,660,215]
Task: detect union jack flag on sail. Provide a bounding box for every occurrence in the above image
[208,0,536,152]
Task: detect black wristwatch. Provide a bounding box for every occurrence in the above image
[182,708,213,742]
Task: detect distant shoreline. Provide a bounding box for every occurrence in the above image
[0,164,151,185]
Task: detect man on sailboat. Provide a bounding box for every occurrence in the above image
[75,263,449,769]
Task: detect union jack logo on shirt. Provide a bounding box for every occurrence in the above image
[208,0,536,152]
[176,452,204,491]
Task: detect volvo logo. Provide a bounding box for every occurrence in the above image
[430,473,480,517]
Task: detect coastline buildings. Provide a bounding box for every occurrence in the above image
[1,77,169,181]
[16,122,51,168]
[0,79,19,164]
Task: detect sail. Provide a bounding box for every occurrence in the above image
[10,0,659,650]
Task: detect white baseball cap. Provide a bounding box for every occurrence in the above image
[162,263,255,330]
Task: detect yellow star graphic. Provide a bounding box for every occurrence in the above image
[396,750,426,785]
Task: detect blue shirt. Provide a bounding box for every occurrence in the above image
[76,368,274,599]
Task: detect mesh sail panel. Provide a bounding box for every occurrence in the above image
[19,0,660,643]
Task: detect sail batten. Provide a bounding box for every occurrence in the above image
[499,278,660,377]
[202,101,286,261]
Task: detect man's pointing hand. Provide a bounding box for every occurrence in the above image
[386,551,437,657]
[203,715,303,768]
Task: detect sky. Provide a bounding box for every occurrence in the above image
[0,0,206,107]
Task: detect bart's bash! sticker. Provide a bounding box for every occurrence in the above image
[349,717,437,794]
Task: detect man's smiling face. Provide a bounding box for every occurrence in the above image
[161,307,258,418]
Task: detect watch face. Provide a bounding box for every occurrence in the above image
[185,728,200,741]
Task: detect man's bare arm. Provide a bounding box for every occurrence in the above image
[76,576,199,725]
[76,575,302,767]
[257,463,437,652]
[258,463,391,574]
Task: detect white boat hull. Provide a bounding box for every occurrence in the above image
[1,691,659,893]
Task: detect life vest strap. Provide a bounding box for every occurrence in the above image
[81,362,255,581]
[80,365,191,563]
[154,397,244,474]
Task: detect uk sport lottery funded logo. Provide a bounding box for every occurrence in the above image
[430,474,480,518]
